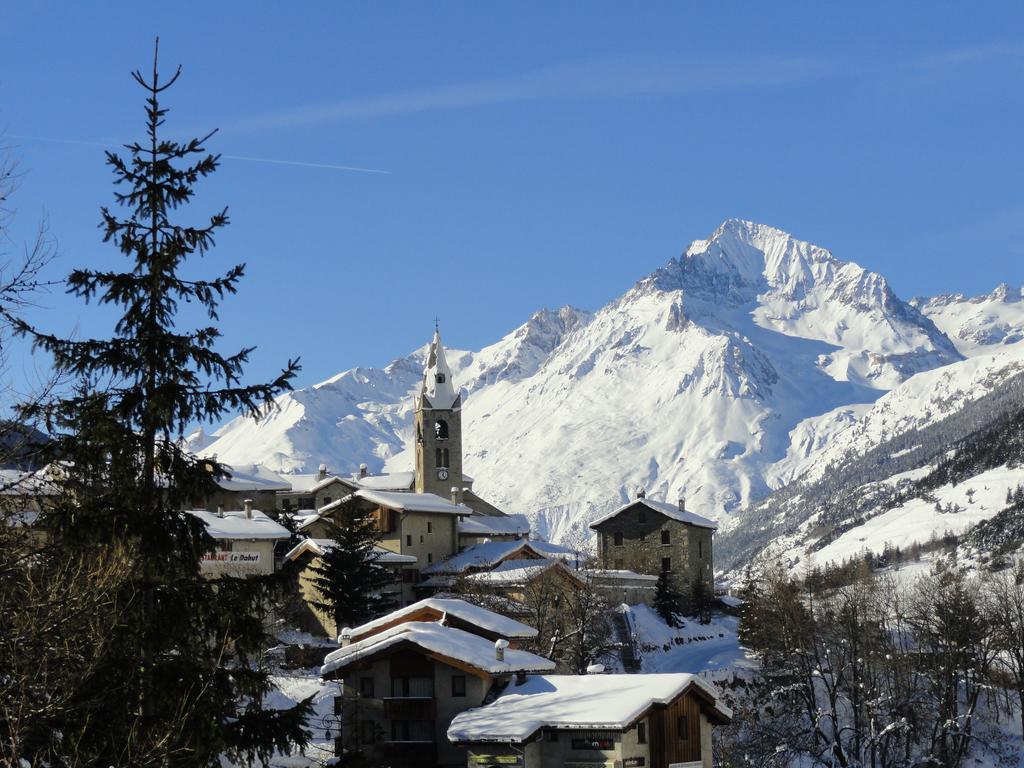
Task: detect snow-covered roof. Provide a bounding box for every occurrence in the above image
[284,538,417,565]
[589,497,718,530]
[348,597,537,641]
[186,509,290,540]
[458,514,530,537]
[422,539,579,576]
[466,558,585,588]
[0,468,58,496]
[349,470,416,491]
[585,569,659,582]
[419,328,460,410]
[216,463,292,492]
[355,489,471,515]
[448,674,732,743]
[321,622,554,678]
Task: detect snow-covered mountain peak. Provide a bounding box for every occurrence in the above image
[913,283,1024,356]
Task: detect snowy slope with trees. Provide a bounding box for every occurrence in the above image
[195,220,1021,546]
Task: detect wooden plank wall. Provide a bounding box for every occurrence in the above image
[648,692,702,768]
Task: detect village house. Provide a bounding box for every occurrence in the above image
[418,539,580,592]
[192,462,292,515]
[186,501,291,577]
[589,491,717,608]
[285,538,419,636]
[321,598,554,767]
[448,672,732,768]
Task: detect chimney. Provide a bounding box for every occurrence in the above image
[339,628,352,647]
[494,638,508,662]
[586,663,606,674]
[451,486,463,505]
[515,670,527,685]
[358,463,368,479]
[243,498,253,519]
[216,504,225,518]
[678,497,686,513]
[637,488,646,499]
[317,463,328,481]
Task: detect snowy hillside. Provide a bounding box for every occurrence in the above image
[198,220,974,544]
[718,345,1024,574]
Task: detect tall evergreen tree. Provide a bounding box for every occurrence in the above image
[14,41,309,767]
[309,499,398,631]
[653,570,684,627]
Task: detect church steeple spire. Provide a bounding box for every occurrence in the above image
[419,327,459,410]
[414,327,463,496]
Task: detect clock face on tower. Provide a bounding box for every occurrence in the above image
[437,468,449,481]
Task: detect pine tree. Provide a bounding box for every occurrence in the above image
[308,499,398,632]
[653,571,683,627]
[14,41,308,767]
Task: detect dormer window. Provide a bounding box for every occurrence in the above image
[436,373,446,384]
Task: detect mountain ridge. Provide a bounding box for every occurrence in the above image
[194,219,1009,547]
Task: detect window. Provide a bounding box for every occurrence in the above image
[391,719,434,742]
[219,540,233,551]
[613,531,623,546]
[391,677,434,697]
[661,530,671,545]
[427,522,432,534]
[436,373,446,384]
[698,540,703,559]
[406,535,412,547]
[637,721,647,744]
[435,447,450,468]
[360,720,376,744]
[678,715,689,741]
[359,677,374,697]
[614,558,624,570]
[282,498,293,511]
[638,508,646,523]
[427,552,433,563]
[420,535,423,543]
[451,675,466,697]
[661,557,672,572]
[434,419,449,439]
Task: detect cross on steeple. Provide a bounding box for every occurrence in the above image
[434,316,440,333]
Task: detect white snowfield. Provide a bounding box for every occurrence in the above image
[446,673,731,743]
[320,622,555,678]
[913,284,1024,357]
[186,509,290,540]
[190,219,1023,546]
[347,597,538,641]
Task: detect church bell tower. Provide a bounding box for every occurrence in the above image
[414,328,463,499]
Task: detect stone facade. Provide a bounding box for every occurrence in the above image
[591,499,714,606]
[414,398,464,500]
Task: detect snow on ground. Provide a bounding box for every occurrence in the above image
[624,604,755,682]
[264,671,338,767]
[798,465,1023,570]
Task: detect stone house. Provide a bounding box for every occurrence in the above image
[448,672,732,768]
[589,492,717,607]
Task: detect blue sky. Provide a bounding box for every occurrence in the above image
[2,2,1023,394]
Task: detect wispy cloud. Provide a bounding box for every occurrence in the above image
[917,42,1024,67]
[219,53,826,134]
[7,134,390,174]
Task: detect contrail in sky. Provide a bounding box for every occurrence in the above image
[7,134,391,175]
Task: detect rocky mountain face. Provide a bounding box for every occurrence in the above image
[195,220,1017,550]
